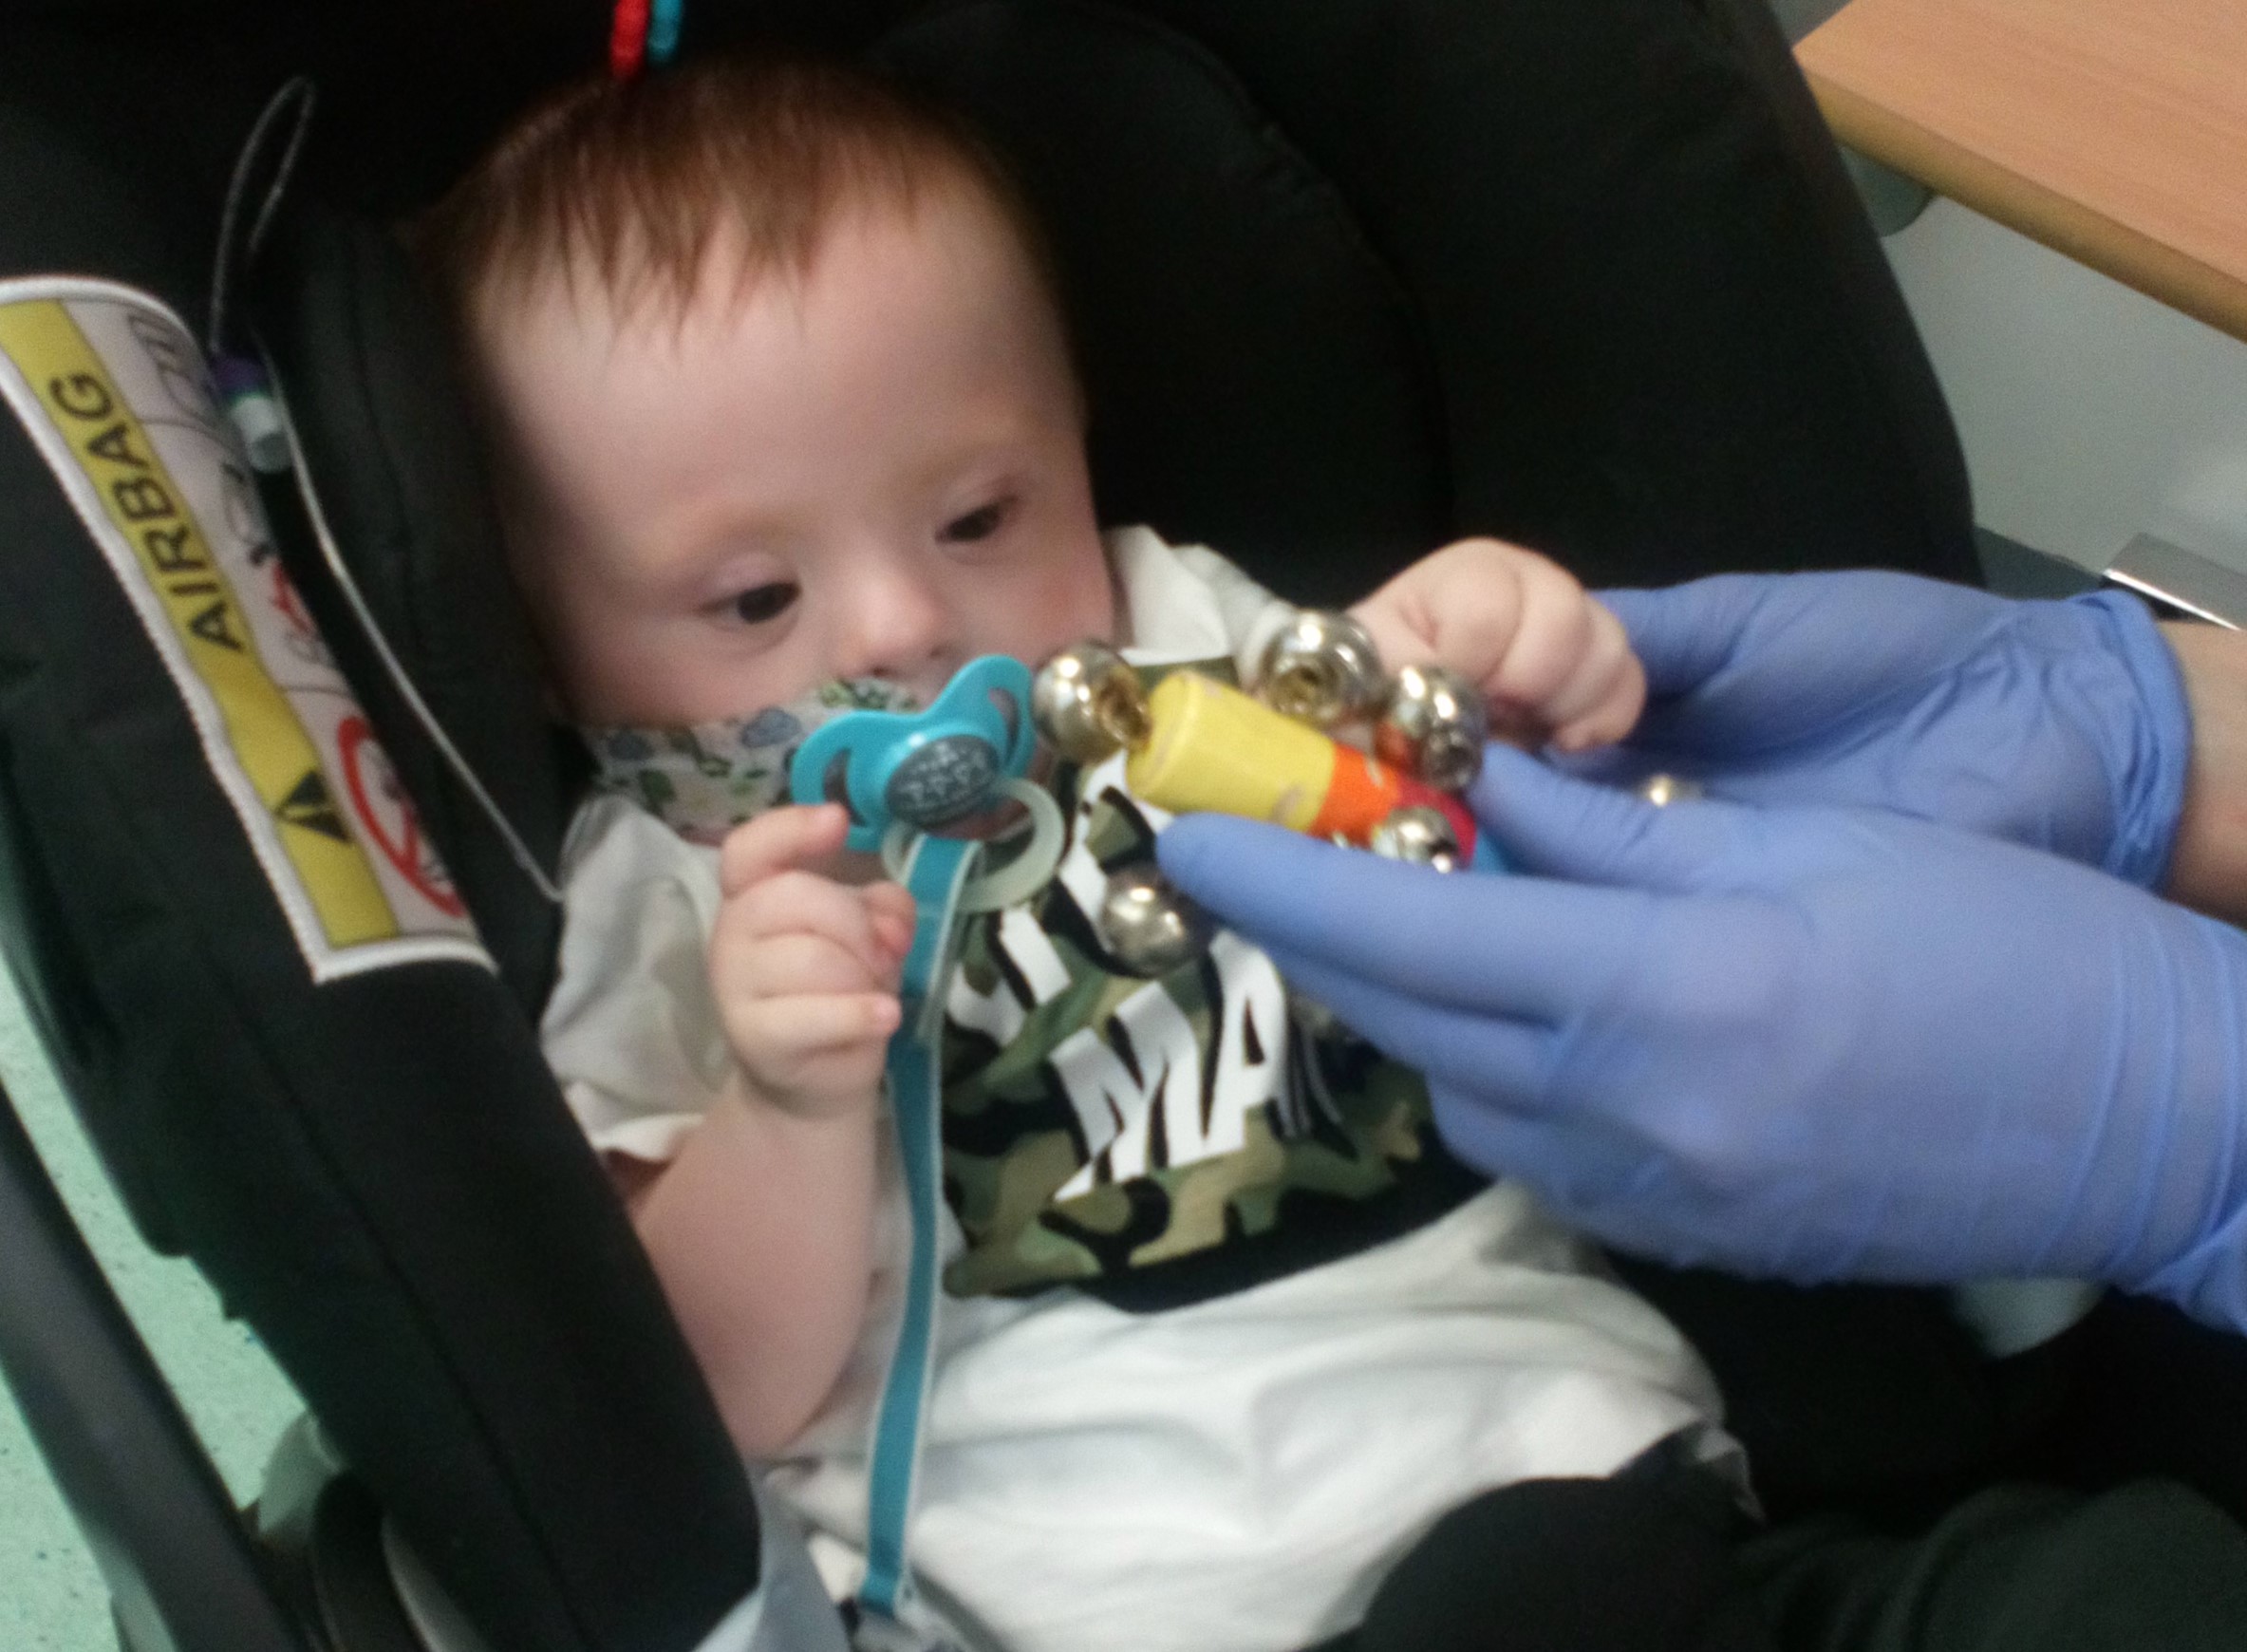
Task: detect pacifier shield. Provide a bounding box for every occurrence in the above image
[885,734,1002,828]
[789,656,1039,852]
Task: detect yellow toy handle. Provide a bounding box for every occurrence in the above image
[1127,671,1472,851]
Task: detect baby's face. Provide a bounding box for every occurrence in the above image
[478,183,1114,728]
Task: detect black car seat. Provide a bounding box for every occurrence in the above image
[0,2,2013,1649]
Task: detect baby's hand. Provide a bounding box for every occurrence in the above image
[709,804,916,1120]
[1348,537,1644,752]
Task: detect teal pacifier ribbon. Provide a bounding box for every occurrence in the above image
[784,658,1041,1652]
[852,828,976,1646]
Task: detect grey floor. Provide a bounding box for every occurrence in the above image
[0,965,305,1652]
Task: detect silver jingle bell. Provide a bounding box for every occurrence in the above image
[1032,642,1150,765]
[1258,610,1386,727]
[1095,863,1215,977]
[1635,773,1705,807]
[1367,804,1462,873]
[1375,664,1488,792]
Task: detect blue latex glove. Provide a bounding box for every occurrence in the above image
[1157,745,2247,1332]
[1580,573,2193,888]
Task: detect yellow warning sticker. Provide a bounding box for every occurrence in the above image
[0,279,489,981]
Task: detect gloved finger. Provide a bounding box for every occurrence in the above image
[1255,942,1557,1101]
[1592,578,1769,699]
[1158,814,1659,1021]
[1424,1097,1675,1250]
[1547,742,1679,796]
[1615,573,2024,748]
[1468,743,1751,892]
[1448,1104,1870,1286]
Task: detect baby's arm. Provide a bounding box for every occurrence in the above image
[1348,537,1644,751]
[624,804,911,1457]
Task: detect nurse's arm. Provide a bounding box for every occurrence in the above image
[2163,622,2247,929]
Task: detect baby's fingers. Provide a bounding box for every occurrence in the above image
[735,991,902,1057]
[1542,601,1648,751]
[1346,595,1442,680]
[717,936,879,1011]
[725,871,904,986]
[862,881,917,963]
[1476,555,1602,710]
[732,992,901,1112]
[720,803,852,896]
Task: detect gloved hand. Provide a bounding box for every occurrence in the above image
[1156,745,2247,1332]
[1581,573,2193,887]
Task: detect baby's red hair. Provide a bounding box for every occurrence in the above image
[415,51,1059,329]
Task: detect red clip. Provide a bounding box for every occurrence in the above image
[609,0,651,80]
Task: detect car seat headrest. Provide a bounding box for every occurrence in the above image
[877,2,1453,608]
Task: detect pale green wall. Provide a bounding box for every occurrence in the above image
[0,966,302,1652]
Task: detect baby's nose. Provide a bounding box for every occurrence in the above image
[833,558,957,686]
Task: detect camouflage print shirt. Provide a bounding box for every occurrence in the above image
[937,532,1484,1311]
[544,529,1486,1313]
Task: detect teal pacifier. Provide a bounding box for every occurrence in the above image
[788,656,1064,911]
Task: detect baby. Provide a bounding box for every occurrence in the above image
[421,52,1732,1652]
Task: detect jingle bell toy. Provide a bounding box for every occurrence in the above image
[1028,640,1148,765]
[1096,862,1217,977]
[1376,664,1488,792]
[1636,772,1704,807]
[1031,611,1496,872]
[1258,610,1386,727]
[1127,670,1479,856]
[1367,804,1462,872]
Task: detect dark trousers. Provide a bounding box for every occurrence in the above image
[1309,1460,2247,1652]
[1305,1270,2247,1652]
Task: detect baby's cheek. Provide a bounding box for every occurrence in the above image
[1027,529,1118,650]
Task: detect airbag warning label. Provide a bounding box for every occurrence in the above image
[0,278,489,981]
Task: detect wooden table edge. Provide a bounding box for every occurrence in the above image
[1804,69,2247,346]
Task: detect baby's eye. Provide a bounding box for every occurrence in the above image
[730,582,798,625]
[940,498,1013,544]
